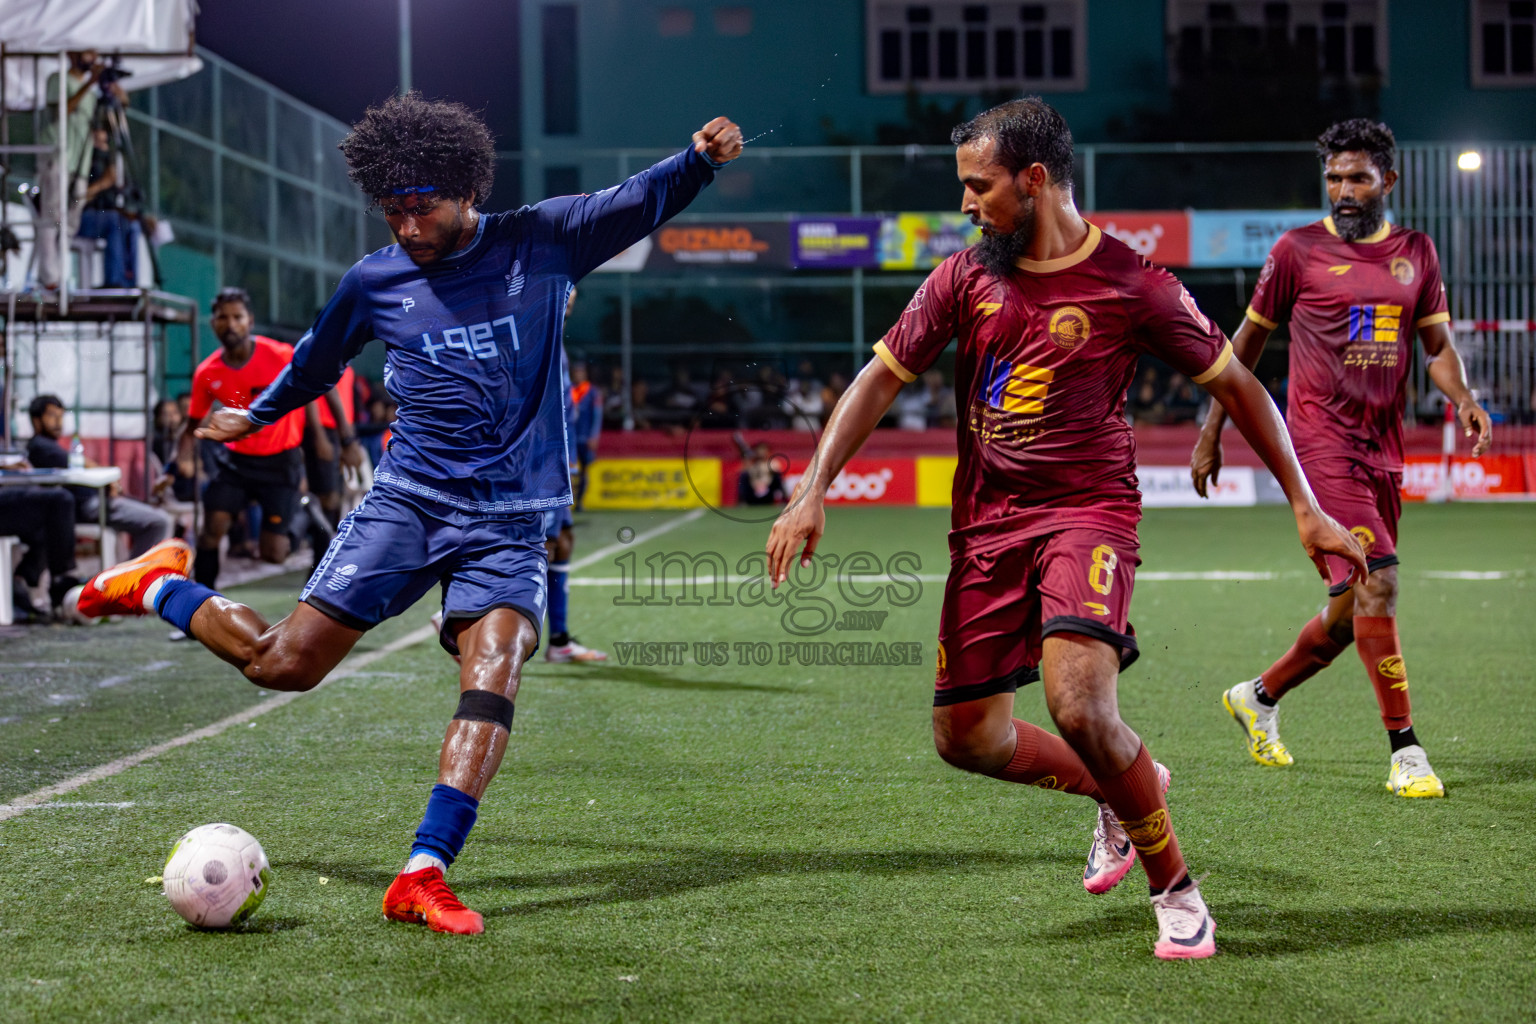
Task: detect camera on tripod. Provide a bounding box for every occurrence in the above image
[96,56,132,93]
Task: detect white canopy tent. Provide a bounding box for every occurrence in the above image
[0,0,201,110]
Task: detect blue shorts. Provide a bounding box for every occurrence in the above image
[542,503,574,541]
[301,483,548,656]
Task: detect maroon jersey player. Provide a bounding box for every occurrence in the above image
[767,98,1365,961]
[1194,119,1492,797]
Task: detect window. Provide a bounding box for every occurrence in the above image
[1473,1,1536,87]
[658,7,695,37]
[542,4,579,136]
[714,7,753,36]
[1166,1,1386,84]
[865,1,1086,94]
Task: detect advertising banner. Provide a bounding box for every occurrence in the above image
[783,458,917,505]
[791,217,883,268]
[586,458,721,509]
[1087,211,1190,267]
[1138,465,1256,507]
[1188,210,1322,267]
[592,222,791,271]
[916,455,957,507]
[879,214,981,270]
[1400,456,1527,501]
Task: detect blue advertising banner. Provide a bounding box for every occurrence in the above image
[1188,210,1323,267]
[791,217,883,268]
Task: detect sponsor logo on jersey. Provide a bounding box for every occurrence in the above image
[976,302,1002,317]
[402,297,415,312]
[1047,305,1091,350]
[326,563,360,592]
[982,353,1055,414]
[1390,256,1415,285]
[1350,525,1377,554]
[1328,264,1352,276]
[1177,286,1211,332]
[1348,304,1402,344]
[905,285,926,313]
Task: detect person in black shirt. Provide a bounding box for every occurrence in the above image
[76,127,141,288]
[0,458,79,620]
[26,394,172,557]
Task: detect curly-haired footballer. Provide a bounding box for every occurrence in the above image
[1193,119,1492,797]
[68,93,743,933]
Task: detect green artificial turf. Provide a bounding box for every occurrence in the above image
[0,503,1532,1022]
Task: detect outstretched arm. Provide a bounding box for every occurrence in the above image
[1199,358,1368,582]
[1420,322,1493,457]
[1191,316,1272,496]
[550,117,743,279]
[766,356,906,586]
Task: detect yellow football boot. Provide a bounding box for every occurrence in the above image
[1223,680,1294,767]
[1386,744,1446,798]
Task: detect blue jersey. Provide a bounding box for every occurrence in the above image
[248,145,719,514]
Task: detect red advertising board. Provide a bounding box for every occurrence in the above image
[1400,455,1528,500]
[782,458,917,505]
[1086,211,1191,267]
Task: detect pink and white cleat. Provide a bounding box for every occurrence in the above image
[1082,761,1172,895]
[1151,879,1217,960]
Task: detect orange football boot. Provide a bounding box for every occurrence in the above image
[382,866,484,935]
[72,538,193,619]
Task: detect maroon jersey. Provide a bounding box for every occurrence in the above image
[876,224,1232,554]
[1247,217,1449,471]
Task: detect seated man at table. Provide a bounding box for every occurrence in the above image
[0,458,81,621]
[27,394,173,559]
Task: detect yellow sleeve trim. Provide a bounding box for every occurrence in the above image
[1245,306,1279,330]
[1191,339,1235,386]
[872,340,918,383]
[1415,311,1450,328]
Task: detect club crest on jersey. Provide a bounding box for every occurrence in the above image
[1390,257,1415,285]
[1350,526,1377,554]
[506,259,525,296]
[1047,305,1091,350]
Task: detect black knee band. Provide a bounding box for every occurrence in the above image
[453,690,514,731]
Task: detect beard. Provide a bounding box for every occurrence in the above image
[1331,192,1387,242]
[972,202,1036,278]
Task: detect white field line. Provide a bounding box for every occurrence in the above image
[96,659,175,690]
[569,508,705,571]
[0,625,436,824]
[567,569,1521,586]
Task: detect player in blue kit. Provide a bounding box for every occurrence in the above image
[71,93,743,934]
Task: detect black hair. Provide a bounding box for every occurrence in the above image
[29,393,63,419]
[339,91,495,207]
[211,286,251,315]
[1316,118,1396,174]
[951,97,1074,187]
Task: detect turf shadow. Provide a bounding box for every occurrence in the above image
[548,664,798,694]
[284,845,1078,916]
[1037,902,1536,956]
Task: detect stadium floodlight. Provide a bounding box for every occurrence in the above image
[1457,150,1483,172]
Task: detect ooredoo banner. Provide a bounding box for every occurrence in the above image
[1086,212,1190,267]
[783,459,917,505]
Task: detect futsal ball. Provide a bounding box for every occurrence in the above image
[162,823,271,928]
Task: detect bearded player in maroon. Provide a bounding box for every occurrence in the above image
[767,99,1366,961]
[1194,119,1492,798]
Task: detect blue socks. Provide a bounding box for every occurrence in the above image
[410,783,480,867]
[547,561,570,639]
[154,578,219,635]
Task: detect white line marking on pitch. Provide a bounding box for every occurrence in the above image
[0,625,436,824]
[569,508,705,572]
[35,801,137,809]
[97,659,176,690]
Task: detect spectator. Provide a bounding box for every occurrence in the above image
[77,127,141,288]
[26,393,173,558]
[35,51,123,290]
[923,369,958,428]
[1130,366,1166,425]
[895,381,929,431]
[1162,372,1201,423]
[783,375,823,431]
[568,359,602,509]
[0,458,80,621]
[820,372,849,423]
[629,379,654,430]
[151,398,183,466]
[734,436,787,506]
[602,366,627,428]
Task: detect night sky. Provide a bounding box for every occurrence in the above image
[195,0,523,148]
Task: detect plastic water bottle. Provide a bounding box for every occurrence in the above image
[69,435,86,470]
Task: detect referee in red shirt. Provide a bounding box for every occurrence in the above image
[176,287,319,587]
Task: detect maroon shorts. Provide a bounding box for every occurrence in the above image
[934,529,1140,706]
[1304,456,1402,596]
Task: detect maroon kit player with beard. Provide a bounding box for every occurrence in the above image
[768,98,1366,960]
[1194,119,1492,797]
